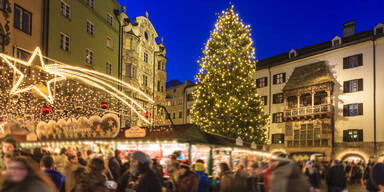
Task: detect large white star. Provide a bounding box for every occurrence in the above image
[0,47,66,104]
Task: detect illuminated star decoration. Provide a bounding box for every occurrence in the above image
[0,47,66,104]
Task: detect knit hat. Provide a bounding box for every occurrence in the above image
[179,162,191,170]
[132,151,150,164]
[194,162,205,172]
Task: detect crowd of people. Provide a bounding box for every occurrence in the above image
[0,137,384,192]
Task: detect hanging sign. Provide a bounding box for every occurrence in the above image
[125,126,146,138]
[236,137,243,146]
[251,141,257,149]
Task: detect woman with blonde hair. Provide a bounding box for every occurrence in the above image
[0,156,57,192]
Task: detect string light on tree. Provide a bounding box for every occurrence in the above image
[191,4,268,143]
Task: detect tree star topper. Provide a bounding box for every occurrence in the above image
[0,47,66,104]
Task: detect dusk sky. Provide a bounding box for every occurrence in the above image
[117,0,384,83]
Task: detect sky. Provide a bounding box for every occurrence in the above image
[117,0,384,83]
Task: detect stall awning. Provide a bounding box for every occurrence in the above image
[283,61,333,91]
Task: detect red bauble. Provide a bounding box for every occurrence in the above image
[145,112,152,119]
[41,106,52,115]
[100,102,109,109]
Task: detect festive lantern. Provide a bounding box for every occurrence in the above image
[145,112,152,119]
[41,106,52,115]
[100,102,109,109]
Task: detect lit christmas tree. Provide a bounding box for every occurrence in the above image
[191,5,268,144]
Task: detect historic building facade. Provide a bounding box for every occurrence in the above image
[255,21,384,161]
[121,11,168,127]
[165,80,195,125]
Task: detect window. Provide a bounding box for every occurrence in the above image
[343,103,363,116]
[161,85,164,92]
[87,21,94,36]
[173,89,176,92]
[343,129,363,142]
[144,53,148,63]
[256,77,268,88]
[60,33,70,52]
[187,94,193,101]
[16,48,30,61]
[157,81,160,91]
[143,75,148,86]
[178,98,183,105]
[106,37,113,49]
[344,79,363,93]
[60,1,71,19]
[0,0,5,10]
[14,4,32,34]
[106,62,112,75]
[375,27,383,35]
[186,109,190,116]
[273,73,286,84]
[273,93,284,104]
[158,61,161,70]
[289,52,296,58]
[85,49,94,64]
[162,63,165,71]
[272,134,284,144]
[173,112,175,119]
[107,13,113,26]
[179,111,182,119]
[261,96,267,106]
[125,64,137,78]
[343,54,363,69]
[272,112,283,123]
[87,0,95,9]
[167,101,171,106]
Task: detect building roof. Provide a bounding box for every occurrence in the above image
[166,80,183,89]
[283,61,333,91]
[257,30,379,70]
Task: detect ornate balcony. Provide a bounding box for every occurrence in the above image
[284,104,333,119]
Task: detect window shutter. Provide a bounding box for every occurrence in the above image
[358,103,363,115]
[264,77,268,86]
[256,79,260,88]
[358,54,363,66]
[343,105,348,116]
[272,114,276,123]
[358,79,363,91]
[273,75,277,84]
[264,96,268,105]
[343,57,348,69]
[343,81,350,93]
[343,130,347,142]
[283,73,286,83]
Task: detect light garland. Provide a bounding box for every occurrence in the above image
[0,47,66,104]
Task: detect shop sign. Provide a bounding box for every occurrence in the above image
[125,126,146,138]
[251,142,256,149]
[236,137,243,146]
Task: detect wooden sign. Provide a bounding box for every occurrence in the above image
[251,141,257,149]
[236,137,243,146]
[125,126,146,138]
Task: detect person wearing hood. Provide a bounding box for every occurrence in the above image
[194,162,209,192]
[41,155,66,192]
[303,161,321,192]
[131,151,162,192]
[175,162,199,192]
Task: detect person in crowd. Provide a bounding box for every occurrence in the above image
[0,156,57,192]
[117,161,137,192]
[218,162,234,192]
[73,157,116,192]
[364,161,379,192]
[175,162,199,192]
[303,161,321,192]
[263,164,272,192]
[54,148,68,175]
[326,160,346,192]
[269,153,311,192]
[41,155,66,192]
[194,162,209,192]
[167,154,179,176]
[129,151,162,192]
[76,151,87,166]
[0,138,18,170]
[152,158,164,183]
[370,161,384,192]
[108,151,122,182]
[65,154,82,192]
[32,147,44,163]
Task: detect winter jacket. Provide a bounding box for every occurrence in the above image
[304,167,321,189]
[196,171,209,192]
[370,163,384,188]
[0,178,54,192]
[219,171,234,192]
[326,165,346,188]
[117,170,137,192]
[263,168,272,192]
[176,170,199,192]
[44,168,66,191]
[135,169,162,192]
[270,161,311,192]
[108,157,121,181]
[54,154,68,175]
[73,171,110,192]
[364,165,379,191]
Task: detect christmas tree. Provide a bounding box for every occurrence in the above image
[191,5,268,144]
